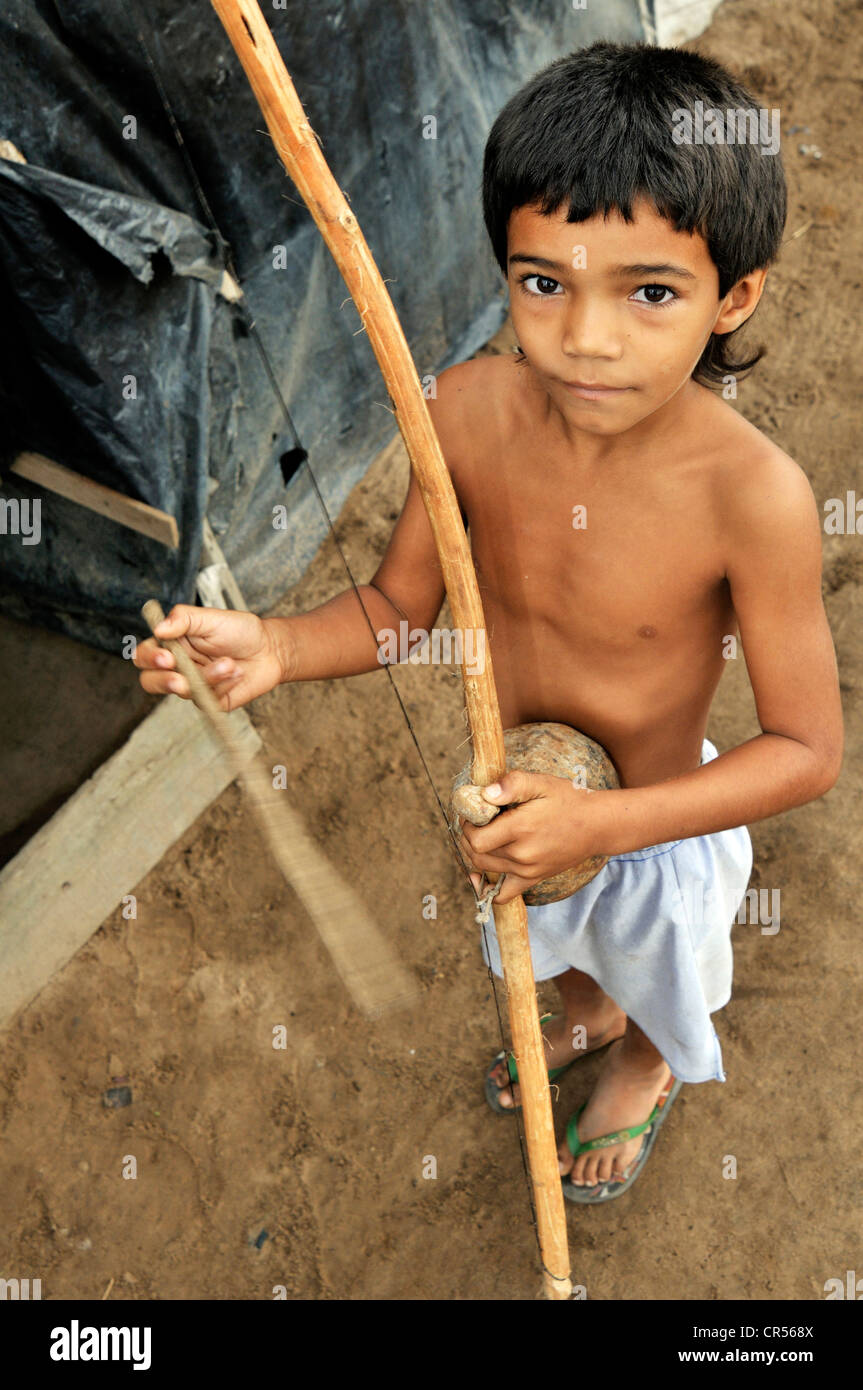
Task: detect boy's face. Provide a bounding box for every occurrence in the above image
[505,197,765,438]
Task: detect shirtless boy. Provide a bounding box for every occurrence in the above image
[135,43,843,1204]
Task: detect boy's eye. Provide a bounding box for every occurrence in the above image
[631,284,678,307]
[518,273,563,296]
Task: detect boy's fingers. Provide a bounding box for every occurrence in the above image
[467,866,532,906]
[133,637,174,670]
[480,770,546,806]
[137,668,190,698]
[139,660,243,703]
[149,603,203,641]
[465,847,526,876]
[461,806,531,855]
[492,876,533,905]
[146,608,234,670]
[149,604,238,657]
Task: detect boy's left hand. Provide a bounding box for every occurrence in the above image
[458,770,612,906]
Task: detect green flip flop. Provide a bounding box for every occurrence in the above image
[484,1014,579,1115]
[561,1075,683,1204]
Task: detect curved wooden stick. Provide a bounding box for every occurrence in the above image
[211,0,572,1300]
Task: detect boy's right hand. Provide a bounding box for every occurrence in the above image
[134,605,287,710]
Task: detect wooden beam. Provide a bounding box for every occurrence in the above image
[197,517,249,611]
[0,139,26,164]
[0,694,261,1032]
[10,452,180,549]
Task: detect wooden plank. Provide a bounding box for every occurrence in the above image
[10,452,180,549]
[0,695,261,1031]
[0,139,26,164]
[196,518,249,611]
[218,268,243,301]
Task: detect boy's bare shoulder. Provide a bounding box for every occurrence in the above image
[427,355,515,469]
[431,355,513,414]
[701,391,819,538]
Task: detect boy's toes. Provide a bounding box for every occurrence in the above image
[595,1154,616,1184]
[571,1158,597,1187]
[557,1139,609,1187]
[557,1143,600,1186]
[490,1059,520,1107]
[559,1142,638,1188]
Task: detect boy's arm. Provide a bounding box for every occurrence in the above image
[268,368,468,682]
[267,463,447,682]
[593,452,843,856]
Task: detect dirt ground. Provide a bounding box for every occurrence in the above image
[1,0,861,1300]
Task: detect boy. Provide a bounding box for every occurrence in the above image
[135,42,842,1204]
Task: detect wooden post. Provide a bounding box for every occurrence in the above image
[210,0,572,1299]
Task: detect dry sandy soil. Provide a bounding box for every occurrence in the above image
[1,0,860,1300]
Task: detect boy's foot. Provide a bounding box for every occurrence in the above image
[557,1038,672,1188]
[487,1003,627,1110]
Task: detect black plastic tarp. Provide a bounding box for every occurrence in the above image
[0,0,647,652]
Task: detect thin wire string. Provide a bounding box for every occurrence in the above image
[133,10,554,1279]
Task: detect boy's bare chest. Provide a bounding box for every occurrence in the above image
[464,458,726,650]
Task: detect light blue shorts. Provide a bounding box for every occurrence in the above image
[480,738,753,1084]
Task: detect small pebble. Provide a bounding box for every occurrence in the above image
[103,1085,132,1109]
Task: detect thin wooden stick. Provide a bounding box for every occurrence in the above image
[141,600,419,1019]
[210,0,572,1299]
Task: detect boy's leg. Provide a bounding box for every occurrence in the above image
[557,1017,672,1187]
[488,966,627,1108]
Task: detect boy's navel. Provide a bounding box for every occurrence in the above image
[637,624,658,639]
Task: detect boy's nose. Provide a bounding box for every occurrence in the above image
[559,300,621,361]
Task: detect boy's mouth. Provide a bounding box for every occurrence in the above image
[561,380,630,399]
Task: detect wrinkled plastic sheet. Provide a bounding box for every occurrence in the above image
[0,0,645,652]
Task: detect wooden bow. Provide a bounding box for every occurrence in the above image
[211,0,572,1300]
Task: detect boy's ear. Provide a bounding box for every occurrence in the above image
[712,267,769,335]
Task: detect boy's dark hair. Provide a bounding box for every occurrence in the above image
[482,41,786,388]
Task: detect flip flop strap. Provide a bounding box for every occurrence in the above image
[566,1099,661,1158]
